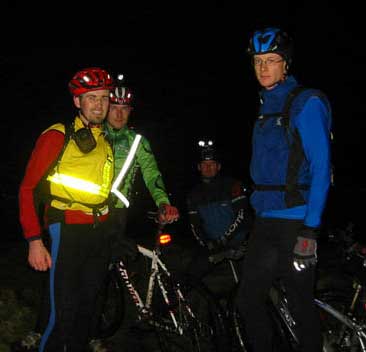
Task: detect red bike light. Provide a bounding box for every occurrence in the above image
[159,234,172,245]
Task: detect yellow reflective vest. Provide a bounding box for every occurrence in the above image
[45,116,114,214]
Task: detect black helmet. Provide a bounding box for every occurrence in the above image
[110,74,134,106]
[197,139,218,162]
[247,27,293,65]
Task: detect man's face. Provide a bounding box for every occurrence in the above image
[253,53,287,90]
[74,90,110,124]
[107,104,132,130]
[198,160,221,178]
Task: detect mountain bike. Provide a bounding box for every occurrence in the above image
[208,238,366,352]
[93,215,227,352]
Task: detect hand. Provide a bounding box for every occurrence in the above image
[293,235,317,272]
[28,239,52,271]
[158,204,180,224]
[207,237,227,252]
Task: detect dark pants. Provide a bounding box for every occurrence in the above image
[235,218,322,352]
[186,242,243,298]
[108,207,129,262]
[40,220,113,352]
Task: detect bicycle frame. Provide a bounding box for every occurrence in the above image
[114,244,194,335]
[271,284,366,351]
[315,298,366,350]
[215,248,366,351]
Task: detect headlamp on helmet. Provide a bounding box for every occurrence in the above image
[110,73,134,106]
[198,139,216,161]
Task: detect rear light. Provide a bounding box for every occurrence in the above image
[159,234,172,245]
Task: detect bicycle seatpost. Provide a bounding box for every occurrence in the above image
[154,220,166,255]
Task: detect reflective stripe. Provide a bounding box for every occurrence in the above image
[47,173,109,197]
[111,134,142,207]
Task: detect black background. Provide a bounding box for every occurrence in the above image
[2,1,365,238]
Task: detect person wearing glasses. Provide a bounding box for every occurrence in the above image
[235,27,332,352]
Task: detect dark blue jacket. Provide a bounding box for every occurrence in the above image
[187,176,252,245]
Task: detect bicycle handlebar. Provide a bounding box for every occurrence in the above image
[208,245,247,264]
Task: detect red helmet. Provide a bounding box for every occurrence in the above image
[109,74,134,106]
[68,67,113,97]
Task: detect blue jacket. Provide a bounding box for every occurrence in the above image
[250,76,332,227]
[187,176,252,245]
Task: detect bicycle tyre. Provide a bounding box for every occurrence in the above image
[228,301,297,352]
[93,265,125,339]
[228,305,250,352]
[153,277,228,352]
[267,298,300,352]
[316,289,363,352]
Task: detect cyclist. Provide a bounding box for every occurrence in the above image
[235,27,332,352]
[18,67,116,351]
[13,73,179,352]
[91,74,180,350]
[185,139,253,291]
[104,73,179,260]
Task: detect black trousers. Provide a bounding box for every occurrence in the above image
[235,217,322,352]
[40,220,113,352]
[34,208,129,340]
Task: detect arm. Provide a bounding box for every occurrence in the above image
[19,129,64,270]
[19,129,65,239]
[296,97,332,228]
[137,137,170,207]
[293,97,332,271]
[220,180,253,244]
[137,136,179,222]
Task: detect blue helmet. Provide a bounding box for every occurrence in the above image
[247,27,293,64]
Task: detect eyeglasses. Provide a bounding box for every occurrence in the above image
[253,57,284,67]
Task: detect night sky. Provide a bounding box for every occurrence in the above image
[2,1,365,234]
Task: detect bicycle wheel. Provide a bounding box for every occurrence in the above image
[228,305,250,352]
[153,276,228,352]
[267,299,300,352]
[229,294,299,352]
[317,289,364,352]
[93,265,125,339]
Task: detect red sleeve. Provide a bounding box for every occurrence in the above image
[19,130,65,240]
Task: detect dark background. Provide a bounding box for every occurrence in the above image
[1,1,365,240]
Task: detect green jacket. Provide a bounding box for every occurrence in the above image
[104,124,170,208]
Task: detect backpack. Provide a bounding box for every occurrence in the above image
[255,86,334,207]
[33,122,74,222]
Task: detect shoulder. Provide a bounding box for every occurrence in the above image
[42,123,65,135]
[221,176,242,187]
[291,87,330,115]
[127,128,148,142]
[187,182,204,202]
[133,131,152,151]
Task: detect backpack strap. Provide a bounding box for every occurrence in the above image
[33,122,74,220]
[254,86,313,207]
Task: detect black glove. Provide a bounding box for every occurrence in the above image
[206,236,228,252]
[293,226,319,272]
[111,236,139,262]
